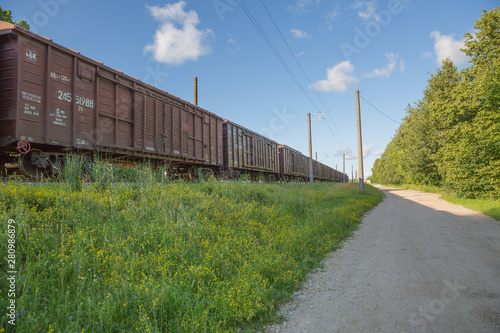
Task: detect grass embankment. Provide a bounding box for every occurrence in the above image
[379,183,500,221]
[1,169,381,332]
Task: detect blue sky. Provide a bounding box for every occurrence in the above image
[5,0,498,177]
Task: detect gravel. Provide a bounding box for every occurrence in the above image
[265,185,500,333]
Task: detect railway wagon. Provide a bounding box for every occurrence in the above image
[311,159,322,180]
[0,21,224,177]
[311,159,344,182]
[278,144,308,181]
[223,120,279,179]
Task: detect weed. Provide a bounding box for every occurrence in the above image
[0,170,381,332]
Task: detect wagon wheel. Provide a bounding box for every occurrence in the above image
[267,174,276,182]
[198,168,214,181]
[18,150,49,179]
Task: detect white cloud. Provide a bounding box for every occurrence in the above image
[227,37,240,53]
[291,29,311,39]
[430,31,469,66]
[337,146,356,160]
[421,51,433,58]
[352,0,379,21]
[363,143,373,158]
[337,143,373,160]
[288,0,321,14]
[144,1,214,65]
[311,61,358,93]
[296,51,306,57]
[373,149,385,156]
[363,52,404,78]
[326,7,340,30]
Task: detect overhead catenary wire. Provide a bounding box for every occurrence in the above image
[359,93,401,125]
[257,0,346,147]
[240,0,347,149]
[237,1,321,113]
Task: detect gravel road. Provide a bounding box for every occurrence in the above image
[266,185,500,333]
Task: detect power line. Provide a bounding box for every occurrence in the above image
[237,1,321,113]
[326,113,346,147]
[257,0,346,145]
[324,118,343,148]
[359,93,401,125]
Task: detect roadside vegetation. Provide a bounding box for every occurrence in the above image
[0,158,382,332]
[370,8,500,200]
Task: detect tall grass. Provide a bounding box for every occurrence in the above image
[0,161,382,332]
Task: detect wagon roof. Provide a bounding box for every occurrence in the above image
[222,119,280,145]
[279,144,308,157]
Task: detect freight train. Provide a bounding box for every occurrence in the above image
[0,21,347,182]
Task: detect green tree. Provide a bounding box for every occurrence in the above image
[372,7,500,198]
[0,6,30,30]
[437,8,500,198]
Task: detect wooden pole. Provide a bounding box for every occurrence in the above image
[308,113,313,184]
[342,153,345,183]
[194,77,198,105]
[356,90,365,193]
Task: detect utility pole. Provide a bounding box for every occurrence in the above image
[351,165,354,183]
[356,90,365,194]
[342,153,345,183]
[194,77,198,105]
[307,112,328,184]
[308,113,313,184]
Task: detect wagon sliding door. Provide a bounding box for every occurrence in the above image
[183,110,204,161]
[95,71,134,149]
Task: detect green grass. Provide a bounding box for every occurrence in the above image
[374,183,500,221]
[440,195,500,221]
[0,165,382,333]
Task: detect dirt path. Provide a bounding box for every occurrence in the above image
[266,185,500,333]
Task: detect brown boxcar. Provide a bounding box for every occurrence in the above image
[278,145,308,180]
[0,22,223,176]
[312,159,321,180]
[311,159,345,182]
[223,120,279,176]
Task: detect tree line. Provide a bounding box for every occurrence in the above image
[371,7,499,199]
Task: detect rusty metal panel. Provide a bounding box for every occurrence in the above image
[217,119,223,166]
[279,145,308,178]
[155,100,163,152]
[223,120,279,173]
[134,92,144,149]
[97,72,116,147]
[223,121,234,169]
[116,85,133,148]
[203,115,210,163]
[17,36,46,144]
[172,105,181,155]
[195,113,203,159]
[312,159,320,180]
[163,104,172,154]
[0,32,18,146]
[145,95,155,151]
[46,47,73,146]
[74,60,96,148]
